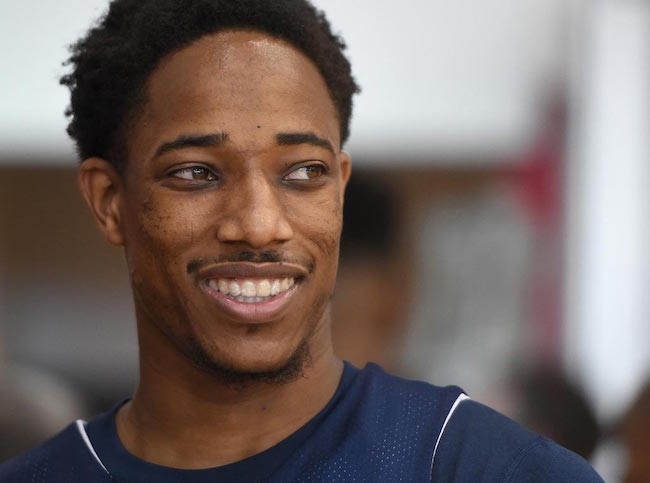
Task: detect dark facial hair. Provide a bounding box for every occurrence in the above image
[185,335,312,389]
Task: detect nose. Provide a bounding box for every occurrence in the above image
[216,173,294,249]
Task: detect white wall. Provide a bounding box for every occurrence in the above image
[565,0,650,422]
[1,0,569,165]
[0,1,107,162]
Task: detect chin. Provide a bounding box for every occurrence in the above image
[187,334,312,386]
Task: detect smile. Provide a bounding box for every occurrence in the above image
[206,277,296,303]
[195,262,308,323]
[201,277,300,323]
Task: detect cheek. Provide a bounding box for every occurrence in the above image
[122,192,216,293]
[286,190,343,259]
[124,194,212,324]
[131,193,211,253]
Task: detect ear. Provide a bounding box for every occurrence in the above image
[78,158,125,246]
[338,150,352,205]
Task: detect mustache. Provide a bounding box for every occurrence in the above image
[186,250,314,275]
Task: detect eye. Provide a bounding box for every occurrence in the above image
[170,166,218,182]
[284,164,326,181]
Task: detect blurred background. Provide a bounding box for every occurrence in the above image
[1,0,648,480]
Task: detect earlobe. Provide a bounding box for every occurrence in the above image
[78,158,125,246]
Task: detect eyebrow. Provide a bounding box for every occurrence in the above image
[153,133,229,158]
[276,132,335,154]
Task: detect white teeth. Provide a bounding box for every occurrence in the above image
[208,277,296,301]
[228,280,241,296]
[241,280,256,297]
[271,280,281,296]
[234,295,265,303]
[258,280,272,297]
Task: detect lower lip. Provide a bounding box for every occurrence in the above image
[200,281,299,323]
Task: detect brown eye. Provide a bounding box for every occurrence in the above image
[171,166,217,181]
[284,165,325,181]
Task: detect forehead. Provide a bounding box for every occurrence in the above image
[127,30,340,161]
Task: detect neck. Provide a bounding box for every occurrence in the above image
[116,314,342,469]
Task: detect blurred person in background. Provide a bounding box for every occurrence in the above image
[0,334,87,461]
[619,381,650,483]
[0,0,603,481]
[332,175,410,371]
[508,367,600,461]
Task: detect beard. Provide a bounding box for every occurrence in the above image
[183,330,313,389]
[133,247,330,389]
[177,250,319,387]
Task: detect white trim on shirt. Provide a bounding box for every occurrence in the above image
[75,419,110,474]
[430,393,471,473]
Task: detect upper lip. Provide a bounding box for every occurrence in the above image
[194,262,309,281]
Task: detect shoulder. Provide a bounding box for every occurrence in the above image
[353,363,466,435]
[432,399,604,482]
[0,423,77,482]
[0,420,112,483]
[357,363,464,405]
[275,364,468,481]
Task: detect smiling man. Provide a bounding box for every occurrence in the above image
[0,1,604,482]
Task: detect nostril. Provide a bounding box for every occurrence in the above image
[215,180,293,246]
[216,215,293,247]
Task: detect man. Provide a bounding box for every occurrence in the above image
[0,1,603,481]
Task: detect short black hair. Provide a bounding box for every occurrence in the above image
[60,0,360,172]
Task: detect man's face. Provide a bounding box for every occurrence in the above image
[113,31,350,379]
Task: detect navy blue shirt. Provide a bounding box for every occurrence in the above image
[84,362,359,482]
[0,363,603,482]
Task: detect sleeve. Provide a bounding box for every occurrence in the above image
[431,399,604,483]
[0,423,114,483]
[502,438,604,483]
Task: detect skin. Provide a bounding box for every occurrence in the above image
[78,30,351,469]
